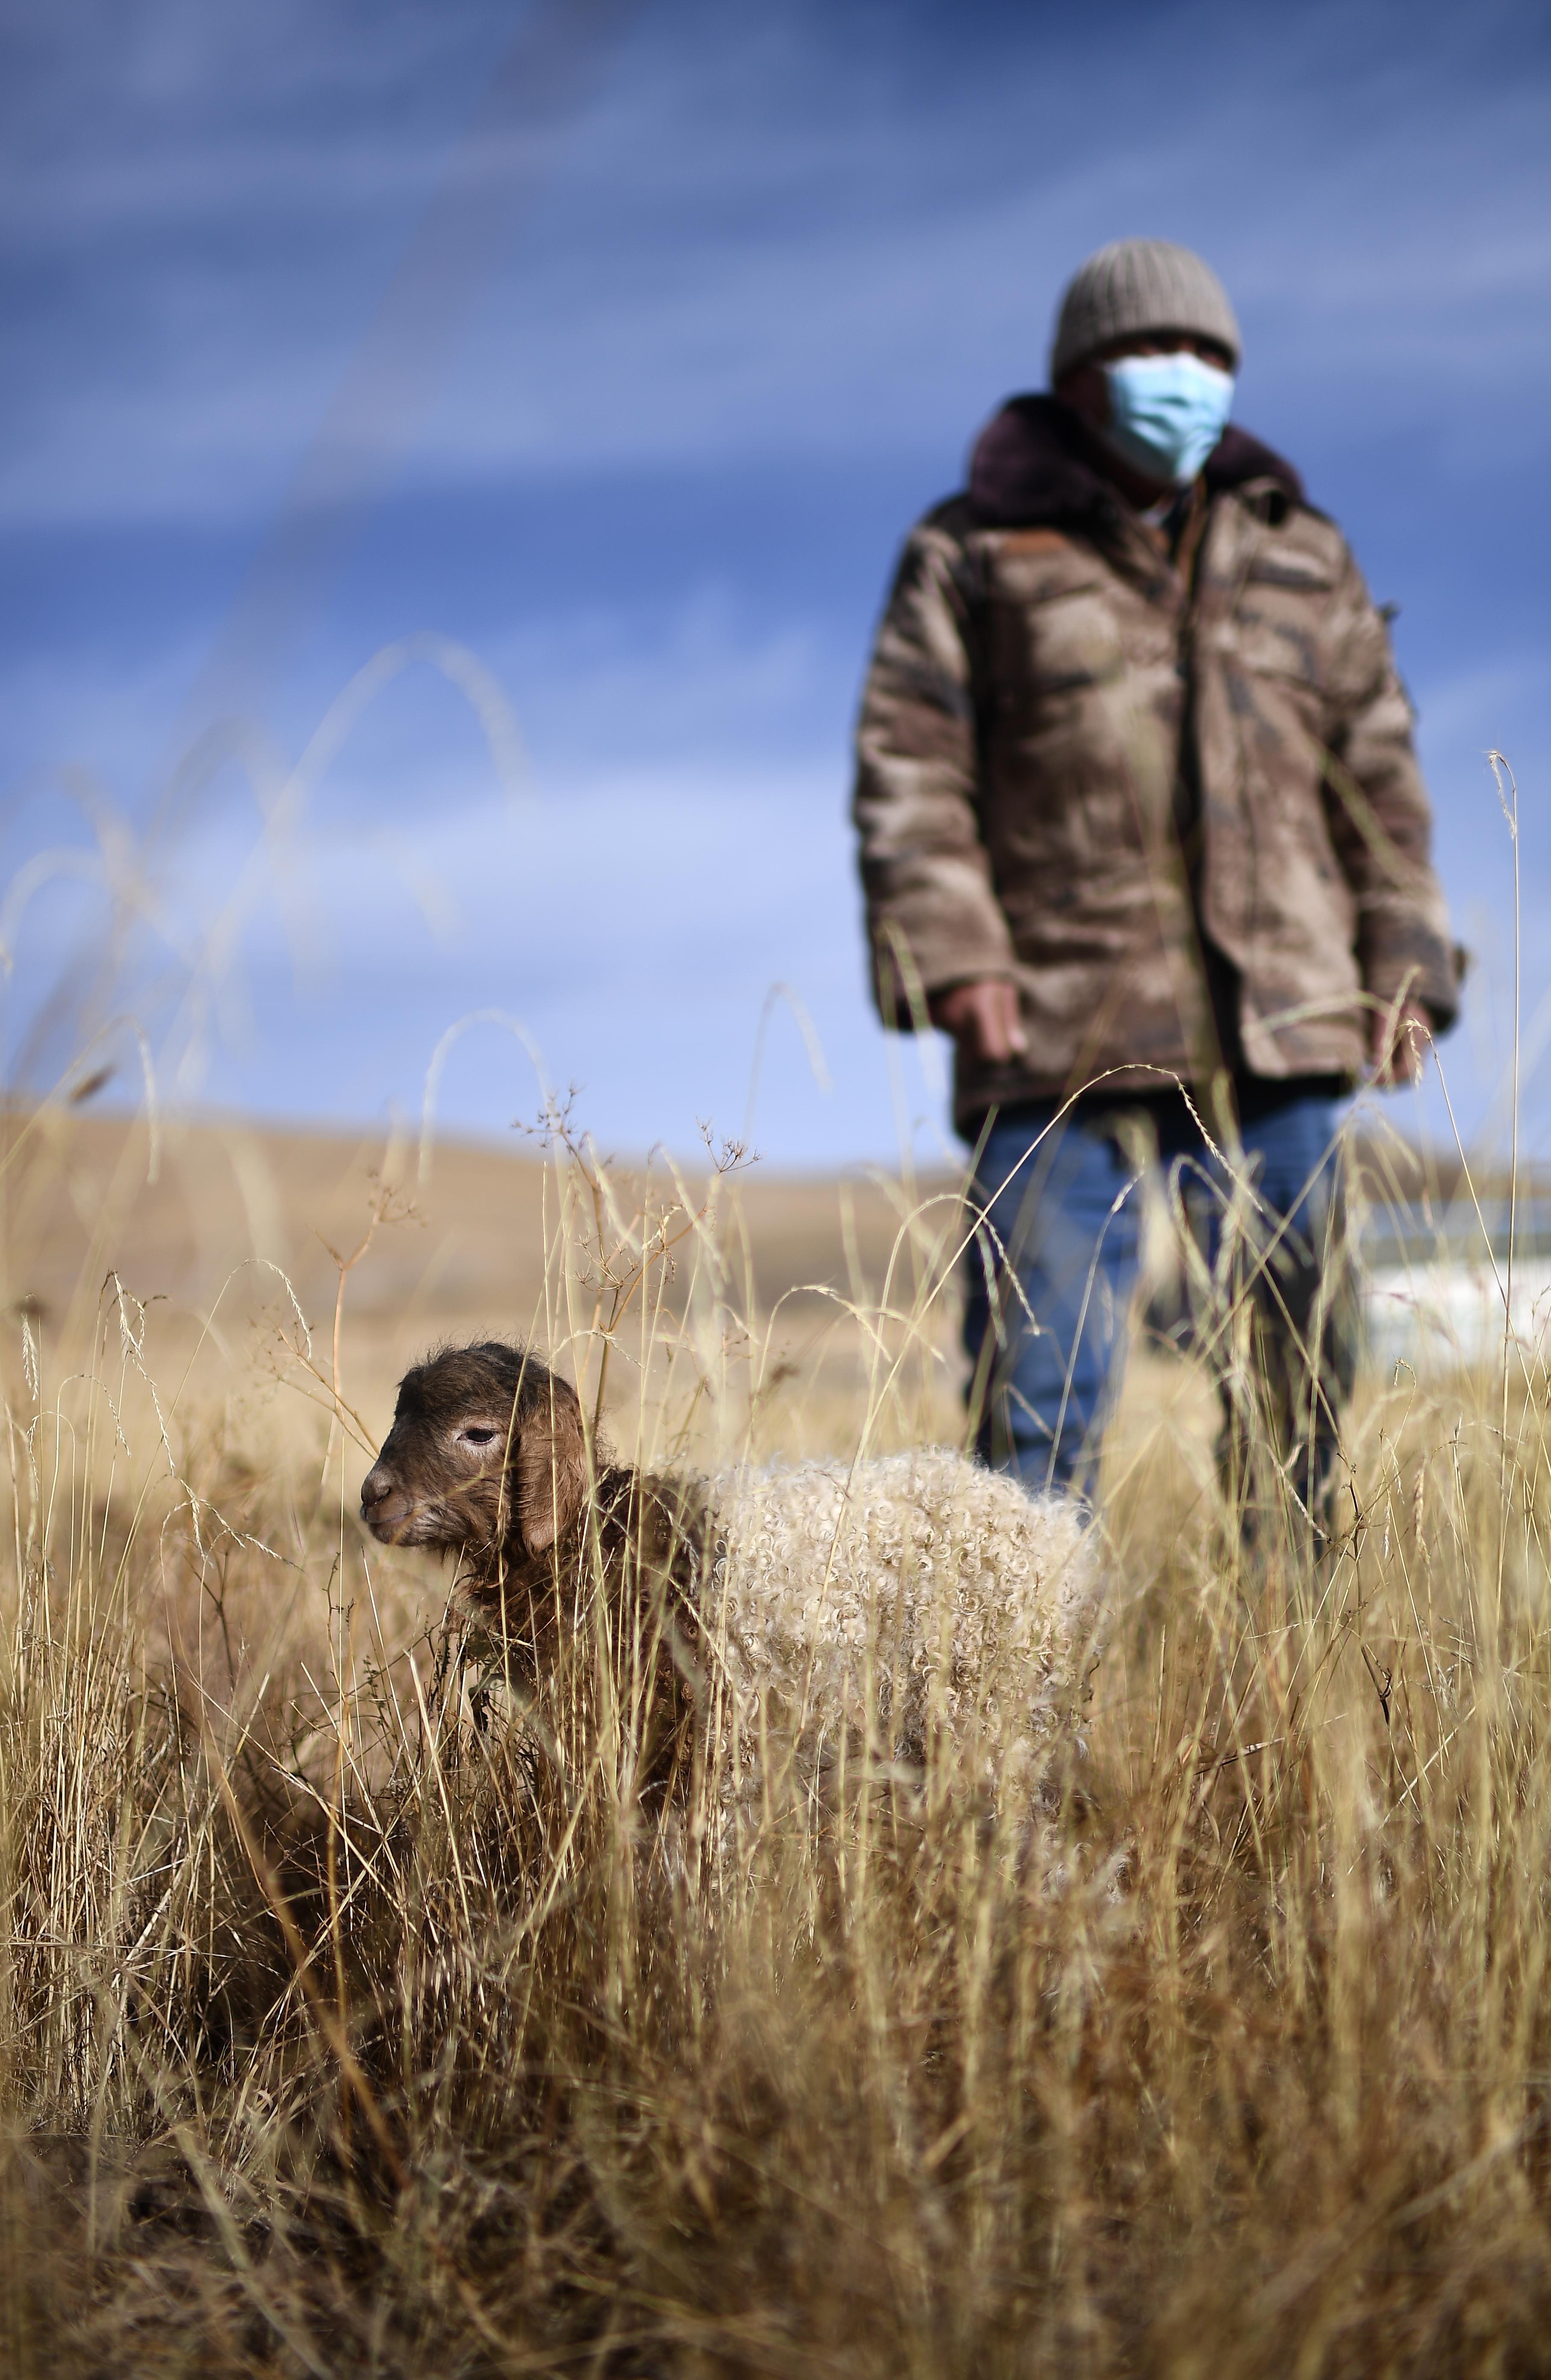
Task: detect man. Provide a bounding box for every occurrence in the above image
[852,238,1457,1518]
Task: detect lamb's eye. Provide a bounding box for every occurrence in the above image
[460,1427,498,1449]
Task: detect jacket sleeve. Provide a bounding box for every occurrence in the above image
[1319,543,1460,1032]
[851,516,1017,1029]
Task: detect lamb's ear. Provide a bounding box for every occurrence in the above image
[514,1373,588,1554]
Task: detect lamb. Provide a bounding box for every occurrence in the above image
[360,1340,1101,1806]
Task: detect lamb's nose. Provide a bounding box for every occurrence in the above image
[360,1465,396,1520]
[360,1465,415,1543]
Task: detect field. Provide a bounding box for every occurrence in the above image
[3,1096,1550,2377]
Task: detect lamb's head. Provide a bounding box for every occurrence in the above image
[360,1342,587,1567]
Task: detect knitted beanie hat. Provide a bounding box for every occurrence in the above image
[1050,239,1241,381]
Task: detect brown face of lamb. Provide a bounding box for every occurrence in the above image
[359,1343,587,1564]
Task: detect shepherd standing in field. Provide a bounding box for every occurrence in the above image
[852,238,1459,1526]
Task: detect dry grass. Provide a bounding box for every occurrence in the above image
[3,1095,1550,2378]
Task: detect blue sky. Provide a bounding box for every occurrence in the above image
[3,0,1548,1169]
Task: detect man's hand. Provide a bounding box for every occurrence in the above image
[1370,997,1432,1086]
[928,978,1028,1064]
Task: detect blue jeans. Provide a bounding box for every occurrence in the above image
[962,1090,1356,1508]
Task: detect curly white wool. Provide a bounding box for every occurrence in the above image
[702,1448,1099,1791]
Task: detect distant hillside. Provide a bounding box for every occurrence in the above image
[0,1106,953,1437]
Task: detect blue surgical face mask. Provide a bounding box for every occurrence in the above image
[1097,352,1235,486]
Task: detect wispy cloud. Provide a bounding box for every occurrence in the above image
[5,0,1547,525]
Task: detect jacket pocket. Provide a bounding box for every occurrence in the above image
[1232,558,1334,689]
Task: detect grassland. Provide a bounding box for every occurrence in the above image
[3,1099,1549,2377]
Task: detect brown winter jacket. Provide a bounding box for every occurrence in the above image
[852,396,1458,1134]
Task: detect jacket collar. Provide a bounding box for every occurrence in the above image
[966,393,1305,529]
